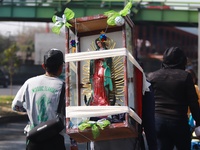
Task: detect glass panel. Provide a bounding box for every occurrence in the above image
[69,62,78,106]
[125,21,133,55]
[80,55,125,107]
[127,58,135,109]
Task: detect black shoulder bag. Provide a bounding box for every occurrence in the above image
[27,82,65,143]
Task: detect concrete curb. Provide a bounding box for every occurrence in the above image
[0,114,28,123]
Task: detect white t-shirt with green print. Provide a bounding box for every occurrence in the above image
[12,74,64,130]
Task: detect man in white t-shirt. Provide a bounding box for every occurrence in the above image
[12,48,66,150]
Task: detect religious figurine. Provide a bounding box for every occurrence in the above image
[84,33,115,106]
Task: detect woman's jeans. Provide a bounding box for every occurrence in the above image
[155,117,191,150]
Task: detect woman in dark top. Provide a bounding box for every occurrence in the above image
[148,47,200,150]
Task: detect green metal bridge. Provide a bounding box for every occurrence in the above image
[0,0,200,27]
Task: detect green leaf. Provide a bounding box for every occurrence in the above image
[92,124,100,139]
[65,22,72,28]
[64,8,75,21]
[119,2,132,16]
[52,22,64,34]
[52,15,57,23]
[78,122,92,131]
[97,120,110,130]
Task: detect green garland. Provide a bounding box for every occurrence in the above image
[78,119,111,139]
[52,8,75,34]
[104,2,132,26]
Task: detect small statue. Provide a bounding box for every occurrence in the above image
[84,33,116,106]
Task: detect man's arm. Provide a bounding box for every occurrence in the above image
[11,83,27,112]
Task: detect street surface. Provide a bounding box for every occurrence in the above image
[0,85,21,96]
[0,121,26,150]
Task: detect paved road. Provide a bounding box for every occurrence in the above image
[0,121,26,150]
[0,85,21,96]
[0,120,88,150]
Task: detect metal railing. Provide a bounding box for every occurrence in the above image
[1,0,69,7]
[1,0,200,10]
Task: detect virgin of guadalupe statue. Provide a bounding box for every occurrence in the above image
[84,34,115,106]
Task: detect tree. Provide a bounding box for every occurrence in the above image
[0,34,9,51]
[3,44,20,95]
[15,25,46,63]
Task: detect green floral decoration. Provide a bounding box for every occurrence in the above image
[78,119,111,139]
[104,2,132,26]
[52,8,75,34]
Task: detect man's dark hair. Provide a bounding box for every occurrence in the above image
[44,48,64,74]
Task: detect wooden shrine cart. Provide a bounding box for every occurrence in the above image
[64,14,148,143]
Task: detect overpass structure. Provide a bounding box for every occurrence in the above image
[0,0,200,27]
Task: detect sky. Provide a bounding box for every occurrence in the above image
[176,27,198,35]
[0,21,50,36]
[0,21,198,37]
